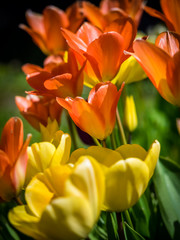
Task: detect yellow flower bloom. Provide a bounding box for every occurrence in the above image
[9,157,105,240]
[25,130,71,184]
[69,140,160,212]
[40,118,59,142]
[123,95,138,132]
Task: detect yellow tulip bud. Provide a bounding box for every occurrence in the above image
[9,157,105,240]
[124,95,138,132]
[69,140,160,212]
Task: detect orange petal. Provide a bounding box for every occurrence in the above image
[57,97,105,140]
[132,39,170,88]
[26,71,51,92]
[61,28,87,53]
[155,32,180,57]
[144,6,174,31]
[161,0,180,33]
[82,1,108,30]
[15,96,32,112]
[22,63,43,75]
[43,6,69,53]
[0,150,10,178]
[76,22,102,46]
[0,117,23,165]
[85,32,124,81]
[166,51,180,103]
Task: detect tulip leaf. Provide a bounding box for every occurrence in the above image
[153,159,180,239]
[124,222,146,240]
[106,212,119,240]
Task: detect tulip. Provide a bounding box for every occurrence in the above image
[82,0,145,28]
[19,4,84,55]
[22,49,85,98]
[69,140,160,212]
[123,95,138,132]
[144,0,180,34]
[9,157,105,240]
[15,95,63,131]
[130,32,180,106]
[57,82,124,140]
[0,117,31,201]
[25,130,71,184]
[61,20,136,87]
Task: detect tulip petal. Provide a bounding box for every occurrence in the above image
[0,117,23,165]
[155,32,180,57]
[105,158,149,211]
[26,71,51,92]
[161,0,180,33]
[144,140,160,178]
[0,150,10,177]
[8,205,42,239]
[132,39,170,88]
[85,32,124,82]
[22,63,43,74]
[115,144,147,160]
[25,142,56,184]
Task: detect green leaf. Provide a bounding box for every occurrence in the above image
[106,212,119,240]
[153,159,180,239]
[124,222,146,240]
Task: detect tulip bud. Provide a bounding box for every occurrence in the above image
[124,95,138,132]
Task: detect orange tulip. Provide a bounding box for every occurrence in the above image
[62,20,136,87]
[20,4,84,55]
[57,82,124,140]
[15,95,63,131]
[0,117,31,201]
[130,32,180,106]
[82,0,144,28]
[23,50,85,98]
[144,0,180,33]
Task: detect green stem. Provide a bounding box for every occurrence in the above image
[121,213,128,240]
[116,108,127,145]
[101,139,107,148]
[67,114,78,150]
[124,209,134,229]
[92,137,102,147]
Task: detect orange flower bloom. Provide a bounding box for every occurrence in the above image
[15,95,62,131]
[57,82,124,140]
[23,50,85,98]
[0,117,31,201]
[20,3,84,55]
[130,32,180,106]
[144,0,180,33]
[62,20,136,87]
[82,0,144,29]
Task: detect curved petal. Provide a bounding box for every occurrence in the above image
[85,32,124,82]
[132,39,170,88]
[115,144,147,160]
[0,117,23,165]
[161,0,180,33]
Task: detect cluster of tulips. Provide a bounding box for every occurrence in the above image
[0,0,180,239]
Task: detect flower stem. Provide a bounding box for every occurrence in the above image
[110,131,117,149]
[92,137,102,147]
[124,209,134,229]
[116,108,127,145]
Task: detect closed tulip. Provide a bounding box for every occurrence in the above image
[0,117,31,201]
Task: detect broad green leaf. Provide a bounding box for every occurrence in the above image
[153,159,180,239]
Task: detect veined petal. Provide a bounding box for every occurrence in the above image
[85,32,124,82]
[155,32,180,57]
[132,39,170,88]
[8,205,42,239]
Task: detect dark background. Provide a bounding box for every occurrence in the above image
[0,0,161,64]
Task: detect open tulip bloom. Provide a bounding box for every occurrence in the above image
[1,0,180,240]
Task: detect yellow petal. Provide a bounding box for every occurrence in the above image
[25,173,54,218]
[26,142,56,184]
[115,144,147,160]
[144,140,160,178]
[40,118,59,142]
[105,157,149,211]
[8,205,42,239]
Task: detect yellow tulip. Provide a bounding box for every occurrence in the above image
[40,118,59,142]
[123,95,138,132]
[9,157,105,240]
[25,130,71,184]
[69,140,160,212]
